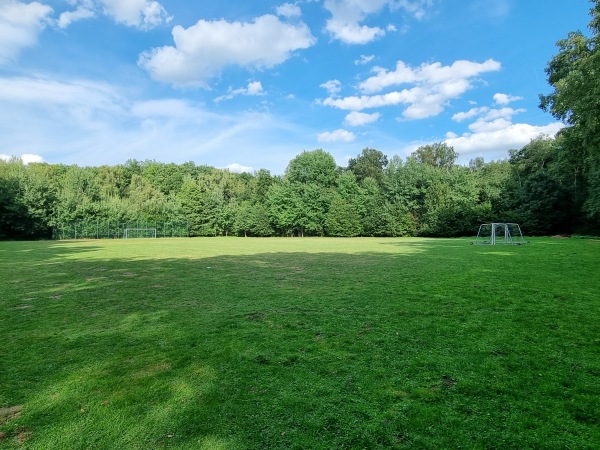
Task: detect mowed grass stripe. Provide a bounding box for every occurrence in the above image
[1,237,599,449]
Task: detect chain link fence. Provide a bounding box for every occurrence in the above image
[52,220,189,240]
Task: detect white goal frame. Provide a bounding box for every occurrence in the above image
[471,223,527,245]
[123,228,157,239]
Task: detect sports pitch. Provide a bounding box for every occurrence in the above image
[1,237,599,448]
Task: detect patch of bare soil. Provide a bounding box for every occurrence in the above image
[16,428,31,444]
[0,405,22,425]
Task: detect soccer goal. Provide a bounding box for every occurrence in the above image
[471,223,527,245]
[123,228,157,239]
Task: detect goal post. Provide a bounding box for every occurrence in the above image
[123,228,157,239]
[471,223,527,245]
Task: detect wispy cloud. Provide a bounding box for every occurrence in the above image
[58,0,172,30]
[0,76,315,172]
[215,81,266,103]
[354,54,375,65]
[0,0,53,63]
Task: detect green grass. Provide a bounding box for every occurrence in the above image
[1,237,599,449]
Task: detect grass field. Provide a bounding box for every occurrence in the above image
[1,237,599,449]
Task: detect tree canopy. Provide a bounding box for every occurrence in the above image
[539,0,600,220]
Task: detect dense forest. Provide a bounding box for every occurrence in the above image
[2,3,600,240]
[0,137,597,239]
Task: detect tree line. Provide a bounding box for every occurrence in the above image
[1,137,597,240]
[2,1,600,240]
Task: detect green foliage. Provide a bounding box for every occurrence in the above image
[234,201,273,237]
[325,194,362,236]
[347,148,388,184]
[411,142,458,169]
[285,149,338,187]
[539,1,600,228]
[266,181,302,236]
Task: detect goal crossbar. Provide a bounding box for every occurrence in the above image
[123,228,157,239]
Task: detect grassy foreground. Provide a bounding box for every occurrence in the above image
[1,237,599,449]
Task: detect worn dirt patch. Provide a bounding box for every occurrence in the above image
[0,405,22,425]
[16,428,31,444]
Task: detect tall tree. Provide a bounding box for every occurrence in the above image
[539,1,600,227]
[411,142,457,170]
[347,148,388,184]
[285,149,338,187]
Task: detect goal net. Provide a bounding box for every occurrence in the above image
[123,228,157,239]
[471,223,527,245]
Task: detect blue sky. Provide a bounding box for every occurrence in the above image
[0,0,592,174]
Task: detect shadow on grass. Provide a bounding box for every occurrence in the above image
[1,238,599,449]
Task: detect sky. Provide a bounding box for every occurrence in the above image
[0,0,593,174]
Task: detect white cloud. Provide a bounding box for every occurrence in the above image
[493,92,523,105]
[394,0,433,20]
[98,0,171,30]
[276,3,302,19]
[317,129,356,142]
[323,91,414,111]
[323,0,386,44]
[139,14,315,88]
[0,0,53,63]
[320,79,342,96]
[452,105,527,132]
[214,81,266,102]
[58,3,95,29]
[452,106,489,122]
[468,117,514,133]
[359,59,501,94]
[58,0,171,30]
[322,59,501,120]
[354,54,375,65]
[326,21,385,45]
[224,163,254,173]
[0,153,44,164]
[445,122,565,157]
[344,111,381,126]
[323,0,433,44]
[444,95,564,159]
